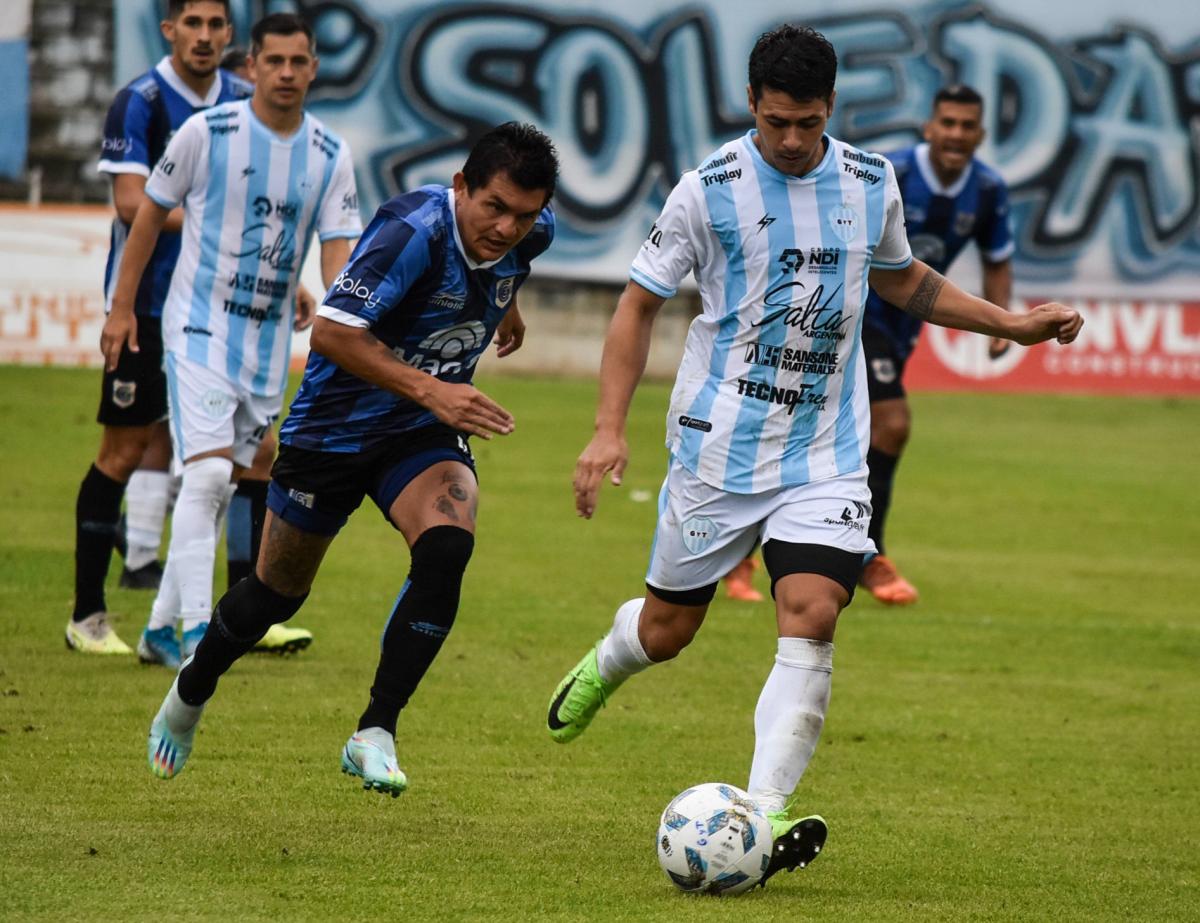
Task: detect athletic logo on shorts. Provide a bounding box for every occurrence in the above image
[681,516,717,555]
[201,389,231,418]
[287,488,315,509]
[870,358,897,384]
[112,379,136,409]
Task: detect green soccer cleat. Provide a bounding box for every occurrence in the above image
[252,622,313,655]
[546,645,622,743]
[759,812,828,888]
[65,612,133,655]
[147,665,205,780]
[341,728,408,797]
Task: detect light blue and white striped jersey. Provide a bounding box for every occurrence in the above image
[144,100,362,396]
[630,130,911,494]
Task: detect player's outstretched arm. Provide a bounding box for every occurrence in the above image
[868,260,1083,347]
[100,197,171,371]
[309,316,514,439]
[573,281,665,519]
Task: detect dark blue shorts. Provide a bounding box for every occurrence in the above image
[267,424,476,537]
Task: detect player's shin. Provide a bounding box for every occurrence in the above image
[357,526,474,735]
[166,457,234,638]
[73,464,126,619]
[124,469,171,571]
[177,573,308,705]
[747,638,834,814]
[596,597,653,684]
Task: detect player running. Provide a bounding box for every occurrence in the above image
[142,122,558,796]
[546,24,1081,888]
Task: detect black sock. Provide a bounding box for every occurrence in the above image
[177,574,307,706]
[226,479,268,589]
[866,447,900,556]
[358,526,474,736]
[73,465,126,620]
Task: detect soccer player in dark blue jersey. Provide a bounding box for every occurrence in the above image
[145,123,559,794]
[67,0,248,655]
[859,85,1015,605]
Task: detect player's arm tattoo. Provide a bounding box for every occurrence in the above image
[903,268,946,320]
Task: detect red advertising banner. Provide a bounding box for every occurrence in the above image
[906,299,1200,396]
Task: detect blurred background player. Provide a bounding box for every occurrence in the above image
[101,13,361,669]
[859,85,1014,605]
[214,41,315,655]
[143,122,556,794]
[547,24,1080,888]
[66,0,249,654]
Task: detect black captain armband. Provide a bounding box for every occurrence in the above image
[902,268,946,321]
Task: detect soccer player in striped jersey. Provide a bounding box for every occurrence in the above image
[141,122,557,795]
[859,85,1014,605]
[547,25,1081,886]
[101,13,362,668]
[67,0,248,656]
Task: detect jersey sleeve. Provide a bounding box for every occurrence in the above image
[316,144,364,242]
[976,177,1015,263]
[629,175,704,298]
[870,160,913,270]
[318,215,432,329]
[143,113,205,210]
[98,88,152,176]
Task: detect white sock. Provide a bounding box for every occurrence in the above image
[747,638,834,814]
[125,470,171,570]
[160,457,233,634]
[596,598,653,684]
[147,556,180,631]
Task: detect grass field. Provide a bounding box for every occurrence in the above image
[0,365,1197,921]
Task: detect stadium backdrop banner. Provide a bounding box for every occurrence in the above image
[13,0,1193,394]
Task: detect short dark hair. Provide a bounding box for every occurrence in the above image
[250,13,314,56]
[166,0,232,19]
[461,122,559,205]
[748,25,837,103]
[220,46,247,71]
[933,84,985,114]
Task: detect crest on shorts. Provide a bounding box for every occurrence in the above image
[112,379,136,409]
[870,358,897,384]
[201,389,231,419]
[495,276,514,309]
[827,204,859,243]
[682,516,717,555]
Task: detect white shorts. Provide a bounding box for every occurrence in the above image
[165,352,282,471]
[644,456,876,593]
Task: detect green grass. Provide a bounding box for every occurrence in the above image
[1,365,1197,921]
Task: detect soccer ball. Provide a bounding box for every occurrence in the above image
[656,782,773,895]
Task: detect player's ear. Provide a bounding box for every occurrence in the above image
[746,84,757,115]
[452,172,468,199]
[160,18,175,44]
[826,89,836,119]
[922,118,933,143]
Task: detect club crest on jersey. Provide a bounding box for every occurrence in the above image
[954,211,977,236]
[682,516,718,555]
[827,205,860,243]
[495,276,515,308]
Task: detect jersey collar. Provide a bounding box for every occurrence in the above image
[914,142,974,197]
[155,56,224,108]
[742,129,835,183]
[446,187,503,270]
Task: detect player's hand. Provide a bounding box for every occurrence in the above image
[1009,303,1084,346]
[494,304,526,358]
[100,308,138,372]
[294,284,317,331]
[573,431,628,519]
[988,336,1011,359]
[427,381,514,439]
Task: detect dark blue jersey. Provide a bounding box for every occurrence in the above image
[281,185,555,452]
[99,58,251,318]
[864,144,1014,358]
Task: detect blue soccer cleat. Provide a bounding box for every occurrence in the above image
[138,626,182,670]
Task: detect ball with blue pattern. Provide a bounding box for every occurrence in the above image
[656,782,773,895]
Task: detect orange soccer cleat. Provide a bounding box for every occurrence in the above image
[859,555,919,605]
[723,557,764,602]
